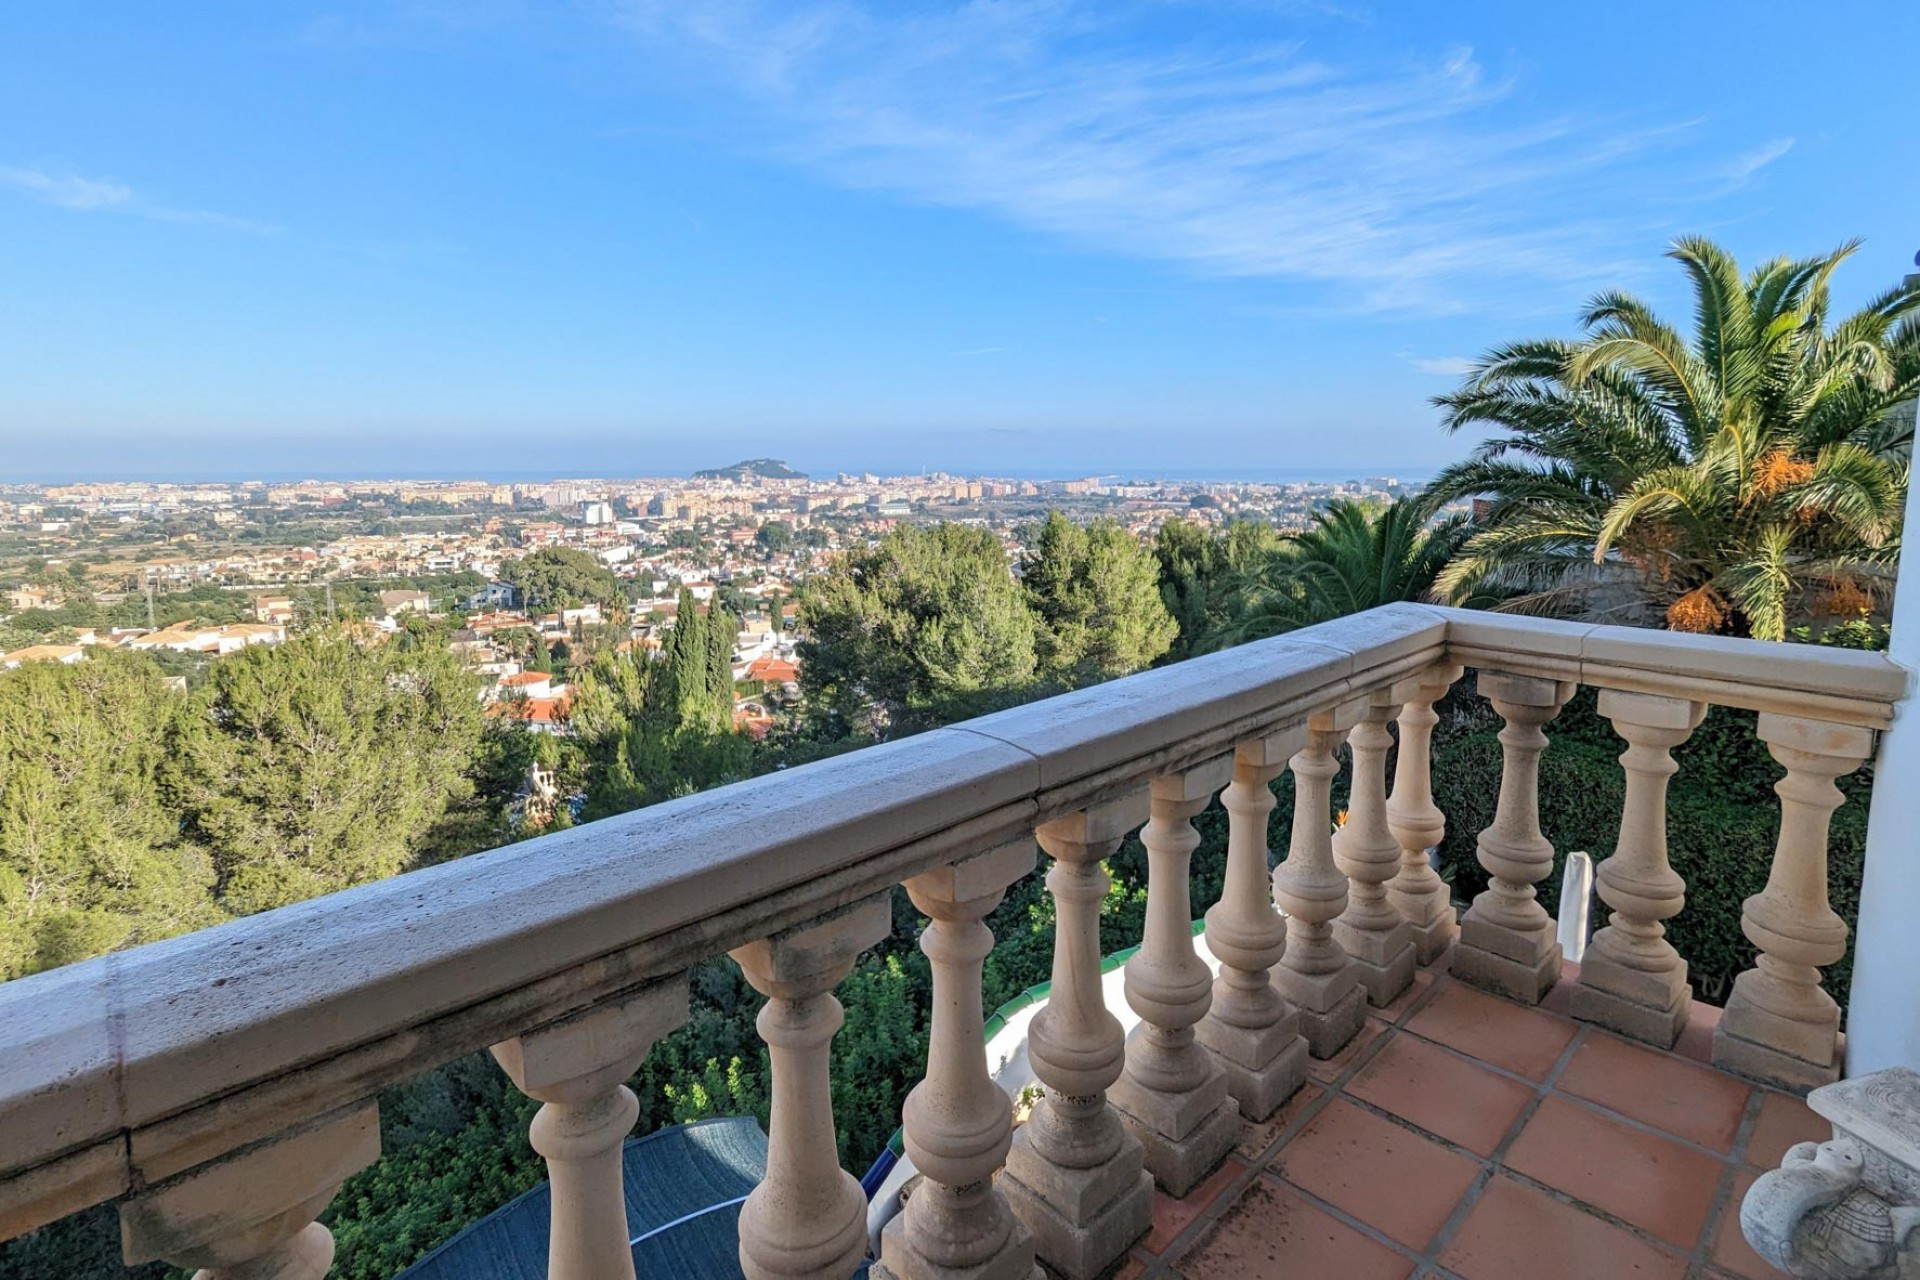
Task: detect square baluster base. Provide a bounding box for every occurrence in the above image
[1452,916,1562,1005]
[1711,1025,1842,1093]
[1001,1124,1152,1280]
[1570,952,1689,1049]
[1333,919,1418,1008]
[872,1205,1044,1280]
[1409,911,1460,967]
[1389,885,1460,968]
[1196,1013,1309,1121]
[1109,1068,1241,1198]
[1717,973,1843,1071]
[1271,965,1367,1060]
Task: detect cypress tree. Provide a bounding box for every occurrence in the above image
[704,603,737,731]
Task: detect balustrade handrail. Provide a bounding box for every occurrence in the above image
[0,603,1905,1251]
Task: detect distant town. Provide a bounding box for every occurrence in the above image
[0,461,1452,724]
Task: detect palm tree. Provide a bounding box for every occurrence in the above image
[1426,237,1920,638]
[1210,497,1473,646]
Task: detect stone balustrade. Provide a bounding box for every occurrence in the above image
[0,605,1905,1278]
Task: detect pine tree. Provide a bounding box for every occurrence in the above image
[1022,512,1177,684]
[175,628,484,914]
[0,653,221,979]
[797,522,1038,733]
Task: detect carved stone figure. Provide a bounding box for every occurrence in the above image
[1742,1068,1920,1278]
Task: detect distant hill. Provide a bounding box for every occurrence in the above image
[692,458,806,482]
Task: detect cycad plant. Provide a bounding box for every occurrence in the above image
[1427,237,1920,638]
[1210,497,1472,646]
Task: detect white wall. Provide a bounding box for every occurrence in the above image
[1845,272,1920,1075]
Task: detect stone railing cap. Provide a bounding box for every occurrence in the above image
[1810,1066,1920,1168]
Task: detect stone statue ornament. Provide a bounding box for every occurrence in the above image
[1741,1068,1920,1278]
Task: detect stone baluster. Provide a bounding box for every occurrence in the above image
[1003,798,1154,1280]
[1197,728,1310,1120]
[119,1104,380,1280]
[1333,691,1419,1006]
[1572,690,1706,1048]
[875,841,1042,1280]
[1713,714,1875,1089]
[1272,700,1367,1059]
[732,896,893,1280]
[1386,664,1465,963]
[1110,759,1240,1196]
[1453,672,1576,1004]
[491,980,691,1280]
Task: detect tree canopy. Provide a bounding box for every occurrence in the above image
[1154,519,1284,660]
[175,630,486,914]
[0,653,220,979]
[798,523,1037,734]
[1428,236,1920,637]
[500,547,624,611]
[1021,512,1177,683]
[1211,498,1473,646]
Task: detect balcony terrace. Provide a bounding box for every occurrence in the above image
[1,604,1915,1279]
[1099,957,1827,1279]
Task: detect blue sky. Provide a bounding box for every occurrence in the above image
[2,1,1916,481]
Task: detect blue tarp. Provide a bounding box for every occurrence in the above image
[395,1117,771,1279]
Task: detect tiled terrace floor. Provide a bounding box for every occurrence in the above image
[1111,957,1829,1280]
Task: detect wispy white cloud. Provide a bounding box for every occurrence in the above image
[0,166,133,211]
[615,2,1783,314]
[1411,356,1476,376]
[0,165,277,233]
[1721,136,1793,187]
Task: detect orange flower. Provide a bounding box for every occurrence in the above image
[1666,586,1728,633]
[1753,449,1815,498]
[1814,579,1874,619]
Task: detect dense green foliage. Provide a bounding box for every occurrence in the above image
[176,632,484,913]
[0,653,220,978]
[570,592,755,817]
[1021,513,1177,683]
[1209,497,1473,646]
[499,546,625,611]
[798,523,1040,733]
[798,515,1183,734]
[0,634,498,980]
[1428,237,1919,636]
[1153,518,1282,661]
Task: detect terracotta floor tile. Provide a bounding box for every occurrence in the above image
[1440,1174,1689,1280]
[1111,1252,1149,1280]
[1139,1155,1246,1255]
[1405,982,1578,1080]
[1539,963,1578,1017]
[1369,966,1438,1024]
[1347,1032,1537,1156]
[1503,1095,1725,1247]
[1307,1018,1385,1084]
[1744,1090,1828,1170]
[1556,1031,1753,1152]
[1270,1096,1481,1250]
[1711,1168,1792,1280]
[1675,998,1724,1064]
[1178,1177,1414,1280]
[1233,1082,1323,1161]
